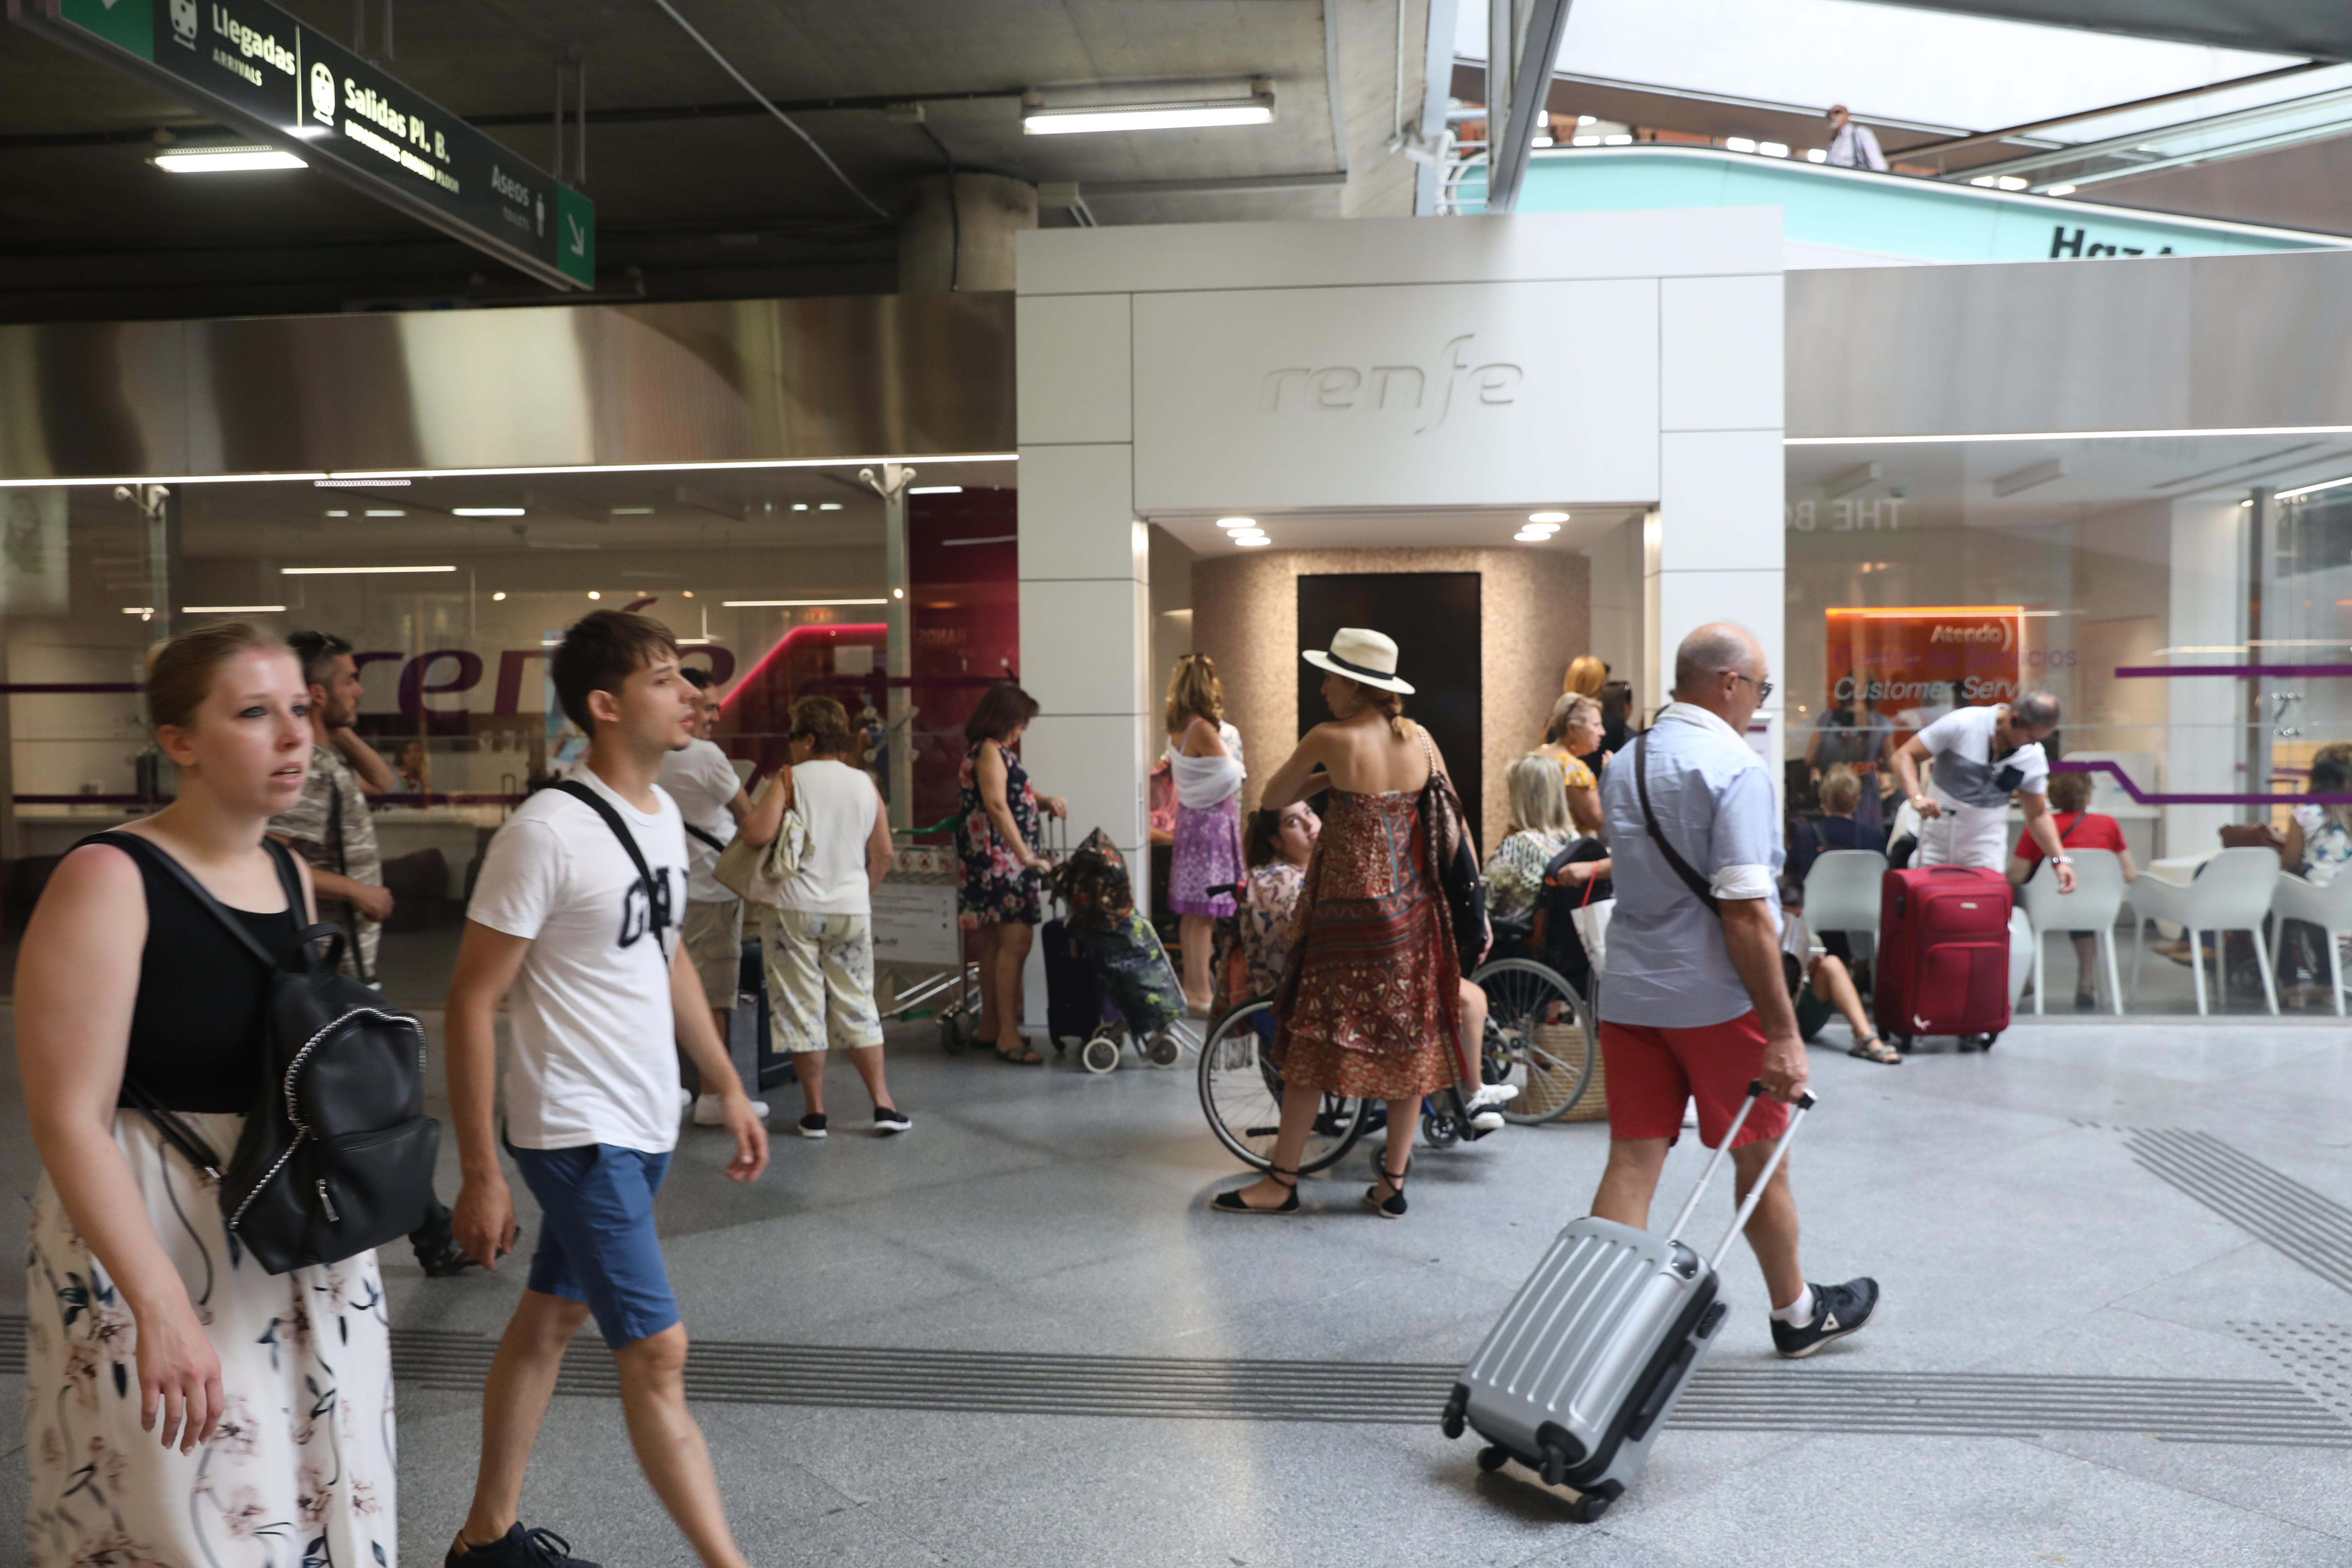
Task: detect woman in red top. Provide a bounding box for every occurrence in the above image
[2007,770,2137,1010]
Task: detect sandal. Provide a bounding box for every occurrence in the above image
[1847,1033,1900,1065]
[1364,1155,1412,1219]
[1212,1163,1300,1214]
[992,1040,1044,1065]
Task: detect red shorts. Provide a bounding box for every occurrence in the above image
[1599,1011,1791,1150]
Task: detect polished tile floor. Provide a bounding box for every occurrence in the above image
[5,1001,2351,1567]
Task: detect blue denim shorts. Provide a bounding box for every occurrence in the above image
[509,1143,679,1349]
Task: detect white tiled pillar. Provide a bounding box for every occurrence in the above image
[1015,292,1151,1027]
[1656,273,1786,773]
[2166,498,2246,859]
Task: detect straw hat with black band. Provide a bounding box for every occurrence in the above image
[1302,628,1415,694]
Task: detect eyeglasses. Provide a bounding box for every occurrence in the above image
[1721,669,1774,703]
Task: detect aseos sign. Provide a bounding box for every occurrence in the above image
[1824,606,2026,718]
[11,0,594,291]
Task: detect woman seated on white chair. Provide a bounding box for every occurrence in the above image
[2006,769,2135,1011]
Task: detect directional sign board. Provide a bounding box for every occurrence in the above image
[9,0,594,290]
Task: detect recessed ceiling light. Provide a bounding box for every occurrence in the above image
[365,507,406,517]
[910,485,963,495]
[610,506,654,515]
[588,591,601,600]
[1024,95,1275,136]
[324,509,349,517]
[453,507,524,517]
[1236,536,1272,547]
[280,564,457,575]
[1515,531,1549,542]
[1758,141,1790,158]
[181,604,286,614]
[791,503,809,511]
[492,591,507,601]
[2046,183,2078,196]
[818,503,843,511]
[1217,517,1257,529]
[154,145,306,173]
[1724,136,1757,153]
[1529,510,1570,523]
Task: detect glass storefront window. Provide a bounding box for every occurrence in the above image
[1785,438,2352,870]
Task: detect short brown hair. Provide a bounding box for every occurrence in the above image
[147,622,291,732]
[2045,769,2093,813]
[1818,764,1862,815]
[965,681,1040,744]
[790,694,854,754]
[551,609,678,730]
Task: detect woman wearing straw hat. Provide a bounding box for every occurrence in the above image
[1213,628,1474,1218]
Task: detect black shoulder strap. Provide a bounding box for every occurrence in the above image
[547,779,674,957]
[684,822,727,854]
[85,830,295,969]
[1633,734,1721,916]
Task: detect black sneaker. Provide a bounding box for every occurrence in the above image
[1770,1277,1880,1359]
[446,1524,599,1568]
[797,1113,828,1139]
[872,1106,911,1135]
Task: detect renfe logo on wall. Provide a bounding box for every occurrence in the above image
[1258,334,1523,433]
[1129,278,1662,511]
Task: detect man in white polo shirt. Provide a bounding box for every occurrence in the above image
[1892,693,2076,895]
[443,610,769,1568]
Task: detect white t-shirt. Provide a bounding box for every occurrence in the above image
[777,758,882,916]
[657,739,741,903]
[1918,704,2049,810]
[468,771,689,1153]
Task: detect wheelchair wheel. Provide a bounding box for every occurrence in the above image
[1197,996,1370,1174]
[1471,958,1596,1126]
[1146,1029,1183,1068]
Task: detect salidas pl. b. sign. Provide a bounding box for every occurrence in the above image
[9,0,593,290]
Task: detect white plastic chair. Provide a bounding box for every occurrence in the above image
[2016,849,2128,1015]
[2127,847,2281,1015]
[1802,850,1886,945]
[2273,869,2352,1016]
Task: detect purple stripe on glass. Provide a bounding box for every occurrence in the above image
[2052,760,2352,806]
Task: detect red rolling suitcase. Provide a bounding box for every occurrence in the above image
[1874,866,2011,1051]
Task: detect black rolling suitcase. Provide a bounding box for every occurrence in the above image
[1042,918,1105,1054]
[737,939,796,1090]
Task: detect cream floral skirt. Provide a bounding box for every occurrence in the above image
[24,1111,398,1568]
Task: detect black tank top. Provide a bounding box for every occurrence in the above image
[88,832,301,1114]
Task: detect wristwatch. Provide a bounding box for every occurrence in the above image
[2052,855,2074,865]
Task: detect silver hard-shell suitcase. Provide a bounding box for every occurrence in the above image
[1441,1081,1816,1521]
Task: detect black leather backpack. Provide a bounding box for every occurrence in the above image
[99,832,440,1275]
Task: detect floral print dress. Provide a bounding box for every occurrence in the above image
[957,738,1043,927]
[26,1111,399,1568]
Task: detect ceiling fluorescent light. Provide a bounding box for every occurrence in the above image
[182,604,286,614]
[280,565,457,575]
[1758,141,1790,158]
[315,477,409,488]
[154,145,306,173]
[909,485,964,495]
[2277,473,2352,500]
[722,598,890,607]
[610,506,654,515]
[1218,517,1258,530]
[1025,92,1275,136]
[1823,462,1881,499]
[1788,427,2352,446]
[453,507,525,516]
[1528,510,1569,523]
[364,508,407,517]
[1235,537,1271,546]
[0,454,1022,490]
[1724,136,1757,153]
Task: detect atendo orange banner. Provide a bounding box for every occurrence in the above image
[1825,607,2025,716]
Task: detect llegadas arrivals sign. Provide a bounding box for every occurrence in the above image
[9,0,594,291]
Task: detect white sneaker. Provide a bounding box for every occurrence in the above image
[1470,1109,1507,1133]
[1682,1099,1700,1129]
[679,1086,694,1114]
[694,1094,770,1126]
[1466,1083,1520,1111]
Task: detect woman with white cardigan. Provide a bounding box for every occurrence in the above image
[1163,654,1246,1013]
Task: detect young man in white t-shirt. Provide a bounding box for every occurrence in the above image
[1891,692,2077,894]
[444,610,769,1568]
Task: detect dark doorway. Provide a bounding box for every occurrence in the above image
[1296,573,1481,821]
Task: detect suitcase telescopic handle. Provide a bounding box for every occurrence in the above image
[1663,1079,1820,1269]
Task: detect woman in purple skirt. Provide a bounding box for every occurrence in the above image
[1163,654,1246,1013]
